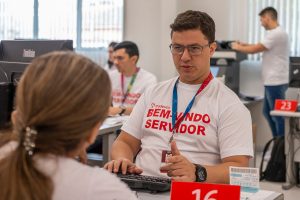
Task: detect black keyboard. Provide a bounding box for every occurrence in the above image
[116,173,171,193]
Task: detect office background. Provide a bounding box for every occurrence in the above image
[1,0,299,150]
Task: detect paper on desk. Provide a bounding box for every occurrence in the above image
[104,115,129,125]
[230,167,259,192]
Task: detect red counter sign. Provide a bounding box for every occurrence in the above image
[274,99,298,112]
[170,182,240,200]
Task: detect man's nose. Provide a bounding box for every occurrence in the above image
[180,48,191,61]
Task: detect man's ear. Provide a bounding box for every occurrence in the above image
[130,55,138,64]
[209,42,217,57]
[11,110,17,125]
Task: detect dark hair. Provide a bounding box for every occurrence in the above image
[0,51,111,200]
[170,10,215,44]
[259,7,278,20]
[113,41,139,59]
[108,41,118,48]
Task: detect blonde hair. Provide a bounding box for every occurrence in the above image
[0,51,111,200]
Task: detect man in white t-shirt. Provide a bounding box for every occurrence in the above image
[232,7,289,137]
[88,41,157,154]
[104,10,253,184]
[109,41,157,116]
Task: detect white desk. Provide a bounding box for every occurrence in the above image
[136,190,283,200]
[270,110,300,190]
[98,123,122,164]
[98,116,129,163]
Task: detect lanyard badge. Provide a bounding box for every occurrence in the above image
[160,72,213,173]
[168,72,213,143]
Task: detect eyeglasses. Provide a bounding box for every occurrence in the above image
[169,44,210,56]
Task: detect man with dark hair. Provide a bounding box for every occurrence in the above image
[109,41,157,116]
[259,7,277,20]
[104,41,118,72]
[232,7,289,137]
[104,10,253,184]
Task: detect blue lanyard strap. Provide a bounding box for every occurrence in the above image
[171,72,213,133]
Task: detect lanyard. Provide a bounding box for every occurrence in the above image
[170,72,213,142]
[121,67,140,104]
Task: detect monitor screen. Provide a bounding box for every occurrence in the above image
[210,64,239,94]
[0,39,73,63]
[211,66,227,78]
[0,61,30,128]
[0,61,29,83]
[0,39,73,128]
[289,57,300,88]
[210,66,219,77]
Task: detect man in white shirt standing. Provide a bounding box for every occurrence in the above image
[104,10,253,184]
[232,7,289,137]
[109,41,157,116]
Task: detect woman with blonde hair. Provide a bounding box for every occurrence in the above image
[0,51,137,200]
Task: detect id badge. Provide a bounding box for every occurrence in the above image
[160,150,172,173]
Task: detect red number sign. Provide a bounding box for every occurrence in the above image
[274,99,298,112]
[170,182,240,200]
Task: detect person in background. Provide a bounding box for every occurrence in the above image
[231,7,289,137]
[109,41,157,116]
[104,10,253,184]
[0,51,137,200]
[103,41,118,72]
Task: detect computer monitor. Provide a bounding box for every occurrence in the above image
[0,39,73,128]
[0,39,73,63]
[210,64,240,94]
[0,61,29,83]
[0,61,29,128]
[289,57,300,88]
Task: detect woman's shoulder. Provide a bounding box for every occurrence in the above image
[39,157,137,200]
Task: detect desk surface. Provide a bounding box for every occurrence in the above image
[240,96,263,106]
[270,110,300,117]
[136,189,283,200]
[99,115,129,135]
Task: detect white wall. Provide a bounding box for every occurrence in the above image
[124,0,177,81]
[124,0,251,81]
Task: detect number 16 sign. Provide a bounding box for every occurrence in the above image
[170,182,240,200]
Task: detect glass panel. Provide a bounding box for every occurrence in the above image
[0,0,34,39]
[248,0,300,59]
[38,0,77,46]
[81,0,123,48]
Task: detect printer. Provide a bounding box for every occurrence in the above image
[210,41,247,95]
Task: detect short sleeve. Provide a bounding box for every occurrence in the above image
[261,31,276,50]
[121,93,147,139]
[218,103,254,159]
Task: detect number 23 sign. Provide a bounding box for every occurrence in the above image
[170,182,240,200]
[274,99,298,112]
